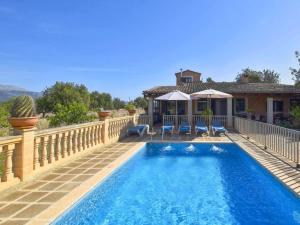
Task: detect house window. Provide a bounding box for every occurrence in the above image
[235,98,246,113]
[273,100,283,112]
[180,76,193,83]
[196,100,207,113]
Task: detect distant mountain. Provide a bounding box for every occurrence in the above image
[0,84,27,92]
[0,84,41,102]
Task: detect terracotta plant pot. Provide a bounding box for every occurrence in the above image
[8,117,38,129]
[98,111,111,120]
[128,109,137,116]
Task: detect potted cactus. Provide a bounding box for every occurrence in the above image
[8,95,38,129]
[97,108,111,120]
[125,103,136,116]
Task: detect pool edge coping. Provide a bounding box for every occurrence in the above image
[230,134,300,199]
[28,135,300,224]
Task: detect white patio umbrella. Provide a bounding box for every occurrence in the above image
[191,89,232,131]
[155,90,191,115]
[191,89,232,110]
[191,89,233,99]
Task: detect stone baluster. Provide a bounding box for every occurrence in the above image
[78,129,83,152]
[93,126,97,146]
[48,134,56,164]
[86,127,90,149]
[94,125,99,145]
[1,144,15,182]
[90,126,94,147]
[55,133,62,160]
[73,129,78,154]
[68,130,74,156]
[98,124,102,144]
[82,128,86,150]
[34,137,41,170]
[62,132,68,158]
[41,136,49,167]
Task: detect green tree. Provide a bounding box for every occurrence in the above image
[36,96,50,117]
[235,68,263,83]
[37,82,90,113]
[236,68,280,83]
[206,77,215,83]
[133,97,148,109]
[290,51,300,87]
[113,98,126,109]
[90,92,113,110]
[261,69,280,83]
[49,102,93,127]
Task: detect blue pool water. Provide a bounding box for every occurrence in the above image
[53,143,300,225]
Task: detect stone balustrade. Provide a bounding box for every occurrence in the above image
[34,121,104,170]
[107,116,135,143]
[0,136,22,185]
[0,114,151,191]
[135,114,152,125]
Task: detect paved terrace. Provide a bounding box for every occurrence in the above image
[0,132,299,225]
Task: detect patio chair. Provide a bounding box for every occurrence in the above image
[161,122,174,135]
[212,120,226,135]
[195,120,208,135]
[127,124,149,137]
[179,121,191,134]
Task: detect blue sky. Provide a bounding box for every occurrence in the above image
[0,0,299,100]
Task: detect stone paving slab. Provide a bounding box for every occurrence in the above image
[0,140,143,225]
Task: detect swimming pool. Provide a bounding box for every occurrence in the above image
[53,143,300,225]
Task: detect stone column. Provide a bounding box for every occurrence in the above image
[267,97,273,124]
[133,114,137,126]
[14,128,36,181]
[101,118,109,144]
[148,97,154,126]
[227,98,233,128]
[188,100,193,124]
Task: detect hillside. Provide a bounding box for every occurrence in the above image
[0,84,41,102]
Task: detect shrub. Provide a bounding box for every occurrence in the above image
[291,106,300,128]
[36,118,50,130]
[202,108,213,116]
[0,105,10,128]
[291,106,300,120]
[125,103,136,111]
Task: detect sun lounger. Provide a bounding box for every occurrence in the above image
[127,124,149,137]
[195,120,208,135]
[179,121,191,134]
[212,120,226,135]
[161,122,174,135]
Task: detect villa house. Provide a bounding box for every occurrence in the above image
[143,70,300,125]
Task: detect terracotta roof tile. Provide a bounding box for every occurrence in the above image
[143,82,300,96]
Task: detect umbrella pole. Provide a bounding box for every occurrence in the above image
[209,96,212,135]
[175,101,178,129]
